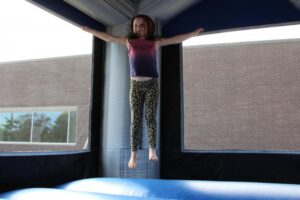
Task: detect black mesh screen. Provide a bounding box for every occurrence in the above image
[182,40,300,152]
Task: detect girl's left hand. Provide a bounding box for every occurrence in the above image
[195,28,204,35]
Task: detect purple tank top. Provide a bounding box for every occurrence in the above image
[128,39,158,78]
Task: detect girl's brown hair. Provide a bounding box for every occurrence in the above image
[128,14,157,40]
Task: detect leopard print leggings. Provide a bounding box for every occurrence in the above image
[129,78,158,152]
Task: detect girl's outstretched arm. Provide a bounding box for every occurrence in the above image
[156,28,204,47]
[82,26,127,46]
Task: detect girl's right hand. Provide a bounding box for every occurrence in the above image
[81,26,91,32]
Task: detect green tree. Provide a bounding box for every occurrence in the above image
[33,113,52,142]
[52,112,68,142]
[14,113,32,142]
[2,113,19,141]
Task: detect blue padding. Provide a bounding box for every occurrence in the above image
[0,188,169,200]
[60,178,300,200]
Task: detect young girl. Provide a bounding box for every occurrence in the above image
[82,15,204,169]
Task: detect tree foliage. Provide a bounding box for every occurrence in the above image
[0,111,71,143]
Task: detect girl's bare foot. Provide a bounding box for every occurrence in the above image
[149,148,158,161]
[128,151,137,169]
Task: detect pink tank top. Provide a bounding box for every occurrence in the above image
[128,39,158,77]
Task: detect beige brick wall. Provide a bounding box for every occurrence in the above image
[183,40,300,151]
[0,55,92,152]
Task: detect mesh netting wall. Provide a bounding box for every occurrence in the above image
[182,40,300,152]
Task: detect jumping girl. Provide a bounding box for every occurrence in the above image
[82,14,204,169]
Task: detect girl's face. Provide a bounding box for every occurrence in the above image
[133,17,148,39]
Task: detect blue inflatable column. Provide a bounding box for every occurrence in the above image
[101,23,160,178]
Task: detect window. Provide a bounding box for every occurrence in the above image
[0,107,76,144]
[182,24,300,152]
[0,1,92,152]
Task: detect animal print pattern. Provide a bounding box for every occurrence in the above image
[129,79,158,151]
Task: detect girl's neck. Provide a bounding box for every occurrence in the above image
[137,36,146,40]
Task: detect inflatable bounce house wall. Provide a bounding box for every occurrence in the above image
[2,178,300,200]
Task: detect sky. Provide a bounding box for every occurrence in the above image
[0,111,62,128]
[0,0,92,63]
[183,23,300,47]
[1,1,299,62]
